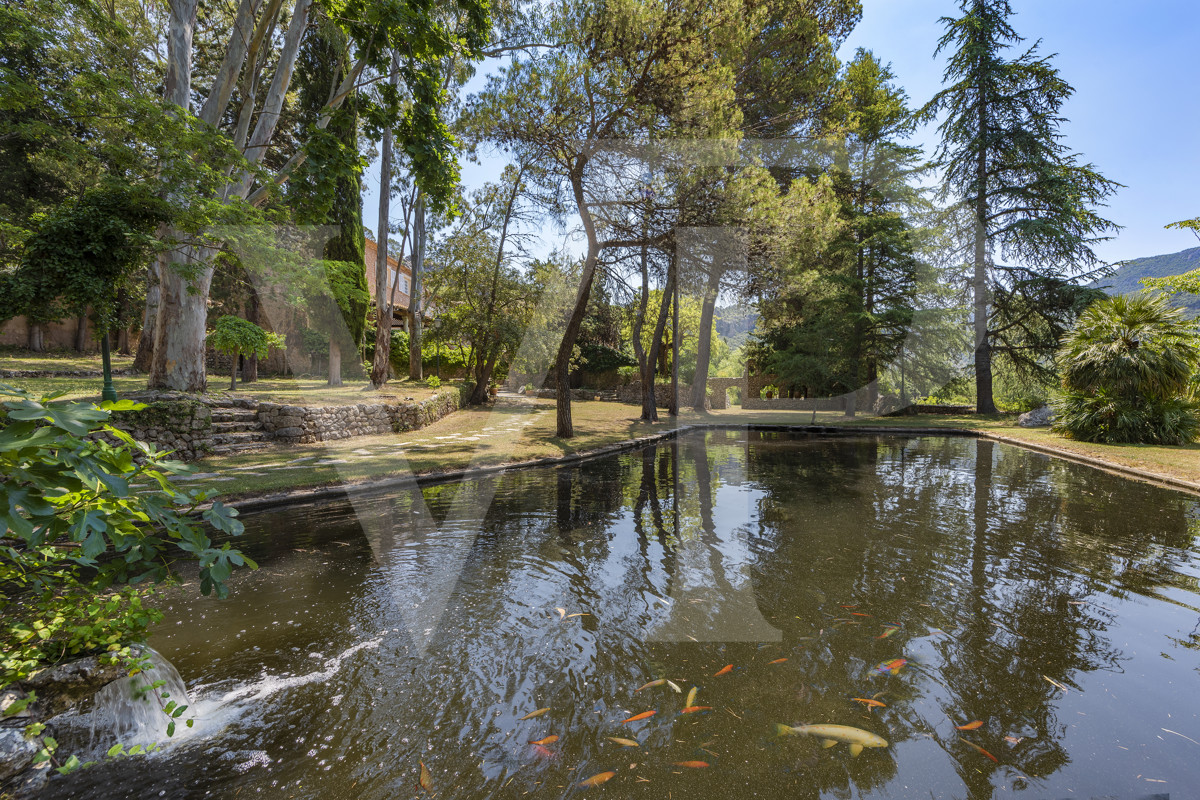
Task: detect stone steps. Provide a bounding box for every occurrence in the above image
[211,420,260,433]
[207,403,268,455]
[207,430,270,456]
[211,407,260,423]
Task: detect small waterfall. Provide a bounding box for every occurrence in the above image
[89,646,194,748]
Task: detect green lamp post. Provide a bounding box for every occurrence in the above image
[100,330,118,403]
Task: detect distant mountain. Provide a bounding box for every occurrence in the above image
[714,304,758,350]
[1090,246,1200,315]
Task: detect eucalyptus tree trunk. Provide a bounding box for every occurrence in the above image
[408,191,425,380]
[690,265,722,412]
[150,0,313,392]
[243,289,261,382]
[74,313,89,352]
[27,323,44,352]
[632,238,652,420]
[328,339,343,387]
[371,53,399,388]
[641,257,674,421]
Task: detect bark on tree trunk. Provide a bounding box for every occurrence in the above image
[632,242,652,420]
[230,354,238,391]
[149,247,213,392]
[669,263,678,417]
[243,288,260,382]
[974,94,996,414]
[554,263,597,437]
[74,313,89,352]
[691,265,721,412]
[328,339,343,387]
[27,322,44,352]
[134,267,159,372]
[642,267,673,421]
[371,51,398,388]
[408,191,425,380]
[118,327,131,355]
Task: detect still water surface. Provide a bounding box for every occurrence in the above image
[49,431,1200,799]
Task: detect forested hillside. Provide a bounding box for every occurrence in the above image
[1092,246,1200,314]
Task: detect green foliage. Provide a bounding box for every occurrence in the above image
[0,385,253,686]
[578,343,638,373]
[207,316,286,361]
[388,330,411,375]
[0,184,170,331]
[425,376,441,388]
[1052,293,1200,444]
[921,0,1120,410]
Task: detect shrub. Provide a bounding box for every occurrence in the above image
[0,385,252,686]
[1052,293,1200,444]
[426,376,441,388]
[206,316,286,390]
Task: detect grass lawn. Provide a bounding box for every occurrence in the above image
[182,400,1200,502]
[0,362,454,407]
[0,349,136,373]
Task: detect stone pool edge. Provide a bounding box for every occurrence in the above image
[215,422,1200,515]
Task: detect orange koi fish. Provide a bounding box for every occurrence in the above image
[622,710,656,724]
[673,761,709,768]
[873,658,907,675]
[852,698,886,708]
[713,664,733,676]
[578,771,616,787]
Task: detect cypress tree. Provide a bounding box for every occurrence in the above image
[921,0,1120,413]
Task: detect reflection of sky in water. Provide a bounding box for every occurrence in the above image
[46,431,1200,800]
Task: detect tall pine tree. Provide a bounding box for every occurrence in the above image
[921,0,1119,413]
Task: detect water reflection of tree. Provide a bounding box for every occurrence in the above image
[196,431,1200,800]
[743,432,1200,798]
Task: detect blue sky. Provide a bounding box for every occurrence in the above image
[363,0,1200,265]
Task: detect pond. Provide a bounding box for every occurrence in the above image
[47,430,1200,799]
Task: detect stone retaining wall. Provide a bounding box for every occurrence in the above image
[258,390,462,444]
[96,390,463,458]
[107,396,214,461]
[616,381,686,407]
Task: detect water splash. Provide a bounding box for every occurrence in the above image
[89,646,193,747]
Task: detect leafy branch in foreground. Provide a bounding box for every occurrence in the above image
[1,384,254,688]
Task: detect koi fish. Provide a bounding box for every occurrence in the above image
[714,665,733,676]
[852,698,886,708]
[876,624,901,639]
[622,710,656,724]
[851,612,873,617]
[873,658,907,675]
[685,686,699,707]
[607,737,639,747]
[635,679,666,692]
[955,721,983,731]
[672,761,708,768]
[959,737,999,763]
[666,680,682,693]
[529,735,559,745]
[578,771,616,787]
[531,744,556,759]
[679,706,712,714]
[770,658,788,664]
[774,723,889,756]
[519,708,550,720]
